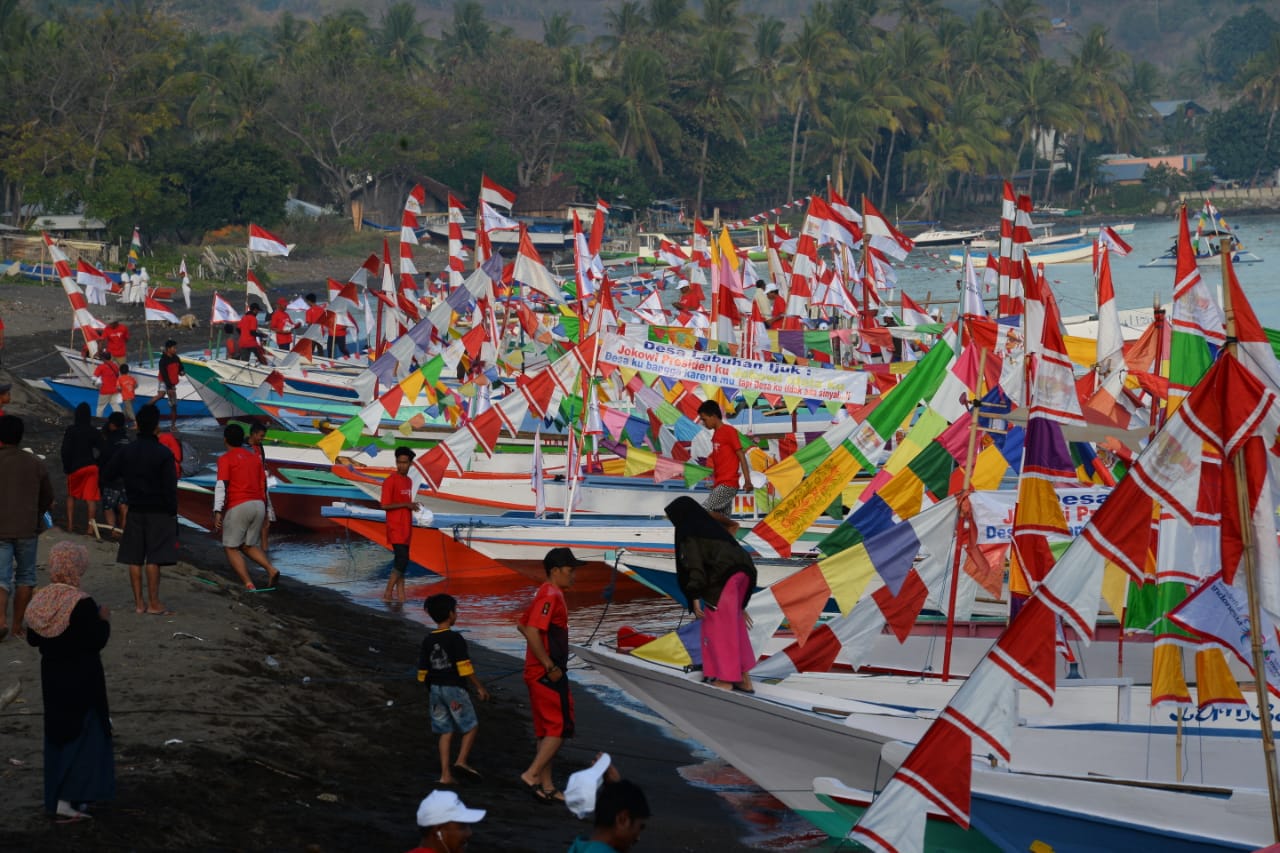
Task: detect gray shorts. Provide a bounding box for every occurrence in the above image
[702,484,737,515]
[221,500,265,548]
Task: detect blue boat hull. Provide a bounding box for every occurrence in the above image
[43,378,210,418]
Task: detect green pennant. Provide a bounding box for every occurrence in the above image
[420,354,444,387]
[823,399,844,417]
[741,389,760,407]
[561,315,582,343]
[559,394,584,423]
[683,463,712,489]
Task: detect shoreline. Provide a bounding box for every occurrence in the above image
[0,297,758,851]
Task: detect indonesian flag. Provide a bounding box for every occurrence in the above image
[828,189,863,226]
[862,198,914,260]
[404,183,425,217]
[806,196,862,248]
[43,233,105,336]
[691,219,712,269]
[145,295,181,324]
[447,194,467,291]
[588,198,609,256]
[246,270,269,305]
[248,224,291,256]
[633,290,667,325]
[480,174,516,210]
[899,292,934,327]
[211,293,241,323]
[512,225,566,303]
[349,253,381,288]
[76,259,114,294]
[961,253,988,318]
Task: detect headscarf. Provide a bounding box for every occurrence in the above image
[665,496,757,610]
[73,402,91,428]
[665,496,737,546]
[24,541,91,638]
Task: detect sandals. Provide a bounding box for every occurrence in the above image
[524,779,563,804]
[453,764,483,782]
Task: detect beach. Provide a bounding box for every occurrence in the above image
[0,279,756,852]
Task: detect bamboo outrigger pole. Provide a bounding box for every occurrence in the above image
[1221,239,1280,842]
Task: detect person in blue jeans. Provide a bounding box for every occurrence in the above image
[0,415,55,640]
[418,594,490,785]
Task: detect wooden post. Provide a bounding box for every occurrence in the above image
[943,345,986,681]
[1222,239,1280,841]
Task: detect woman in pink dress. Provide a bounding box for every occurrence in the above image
[666,497,758,693]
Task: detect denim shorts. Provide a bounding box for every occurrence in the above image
[0,538,38,593]
[429,684,477,735]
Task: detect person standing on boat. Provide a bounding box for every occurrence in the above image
[694,400,753,535]
[102,320,129,364]
[517,547,586,804]
[237,303,270,366]
[269,298,296,349]
[147,339,184,430]
[303,293,327,353]
[212,423,281,591]
[91,351,121,420]
[666,496,758,694]
[24,541,115,821]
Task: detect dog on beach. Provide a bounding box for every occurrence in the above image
[177,314,198,329]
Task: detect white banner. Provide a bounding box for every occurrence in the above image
[969,487,1111,544]
[600,332,867,404]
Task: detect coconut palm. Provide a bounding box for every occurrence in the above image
[1008,58,1081,200]
[266,12,309,67]
[607,47,680,176]
[779,16,847,199]
[1239,32,1280,184]
[646,0,693,37]
[599,1,647,61]
[989,0,1044,61]
[375,2,430,73]
[680,33,751,215]
[880,26,947,205]
[1067,25,1129,198]
[542,11,581,49]
[746,17,786,127]
[827,0,885,51]
[809,86,886,197]
[441,0,493,64]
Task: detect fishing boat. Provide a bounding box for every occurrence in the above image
[948,238,1094,266]
[422,216,574,251]
[910,227,985,248]
[1141,202,1262,268]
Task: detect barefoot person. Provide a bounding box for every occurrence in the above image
[60,403,102,536]
[25,541,115,820]
[418,594,490,785]
[381,446,417,603]
[246,422,273,553]
[147,339,184,430]
[212,423,280,590]
[105,404,179,614]
[0,414,54,640]
[517,547,586,804]
[694,400,753,535]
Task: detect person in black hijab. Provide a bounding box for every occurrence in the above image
[665,497,759,693]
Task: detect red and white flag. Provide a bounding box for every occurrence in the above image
[805,196,862,248]
[512,226,565,304]
[862,198,914,261]
[246,270,270,305]
[75,258,114,299]
[480,174,516,210]
[898,291,934,327]
[145,295,181,324]
[211,293,241,323]
[481,200,519,231]
[248,224,291,256]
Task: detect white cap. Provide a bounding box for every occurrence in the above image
[677,278,689,289]
[565,753,613,819]
[764,282,778,293]
[416,790,486,828]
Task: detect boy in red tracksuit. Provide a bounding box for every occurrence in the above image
[381,446,417,603]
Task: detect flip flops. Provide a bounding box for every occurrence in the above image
[453,764,483,782]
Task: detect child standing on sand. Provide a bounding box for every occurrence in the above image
[418,593,490,785]
[381,446,417,603]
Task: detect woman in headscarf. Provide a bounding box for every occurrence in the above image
[25,541,114,820]
[665,497,758,693]
[60,403,102,536]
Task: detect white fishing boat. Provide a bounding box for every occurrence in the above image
[910,228,985,248]
[1141,202,1263,268]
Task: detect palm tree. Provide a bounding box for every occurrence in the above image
[542,11,581,49]
[680,34,750,215]
[895,0,946,26]
[700,0,742,39]
[1240,33,1280,184]
[266,12,309,67]
[779,16,846,199]
[1008,58,1081,200]
[1067,25,1128,198]
[646,0,692,37]
[607,47,680,176]
[809,86,886,196]
[828,0,885,51]
[375,2,430,73]
[989,0,1044,61]
[746,17,786,128]
[441,0,493,64]
[879,26,947,205]
[599,1,647,62]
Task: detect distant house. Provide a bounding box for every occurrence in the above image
[1098,153,1206,185]
[1150,100,1208,124]
[27,214,107,238]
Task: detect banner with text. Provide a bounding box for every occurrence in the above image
[969,487,1112,544]
[600,333,868,404]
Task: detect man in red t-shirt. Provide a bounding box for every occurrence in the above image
[380,446,418,603]
[93,351,121,418]
[517,546,586,803]
[212,423,280,590]
[103,319,129,362]
[237,303,269,365]
[303,293,328,351]
[696,400,753,534]
[269,298,296,348]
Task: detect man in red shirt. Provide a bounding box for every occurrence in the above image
[237,303,269,365]
[696,400,753,534]
[148,339,184,429]
[303,293,328,351]
[103,319,129,363]
[212,423,280,590]
[93,351,121,418]
[269,298,295,348]
[517,546,586,804]
[381,446,418,603]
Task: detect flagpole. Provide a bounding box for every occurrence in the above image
[1222,242,1280,841]
[942,344,986,682]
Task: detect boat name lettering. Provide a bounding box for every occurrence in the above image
[1169,706,1280,724]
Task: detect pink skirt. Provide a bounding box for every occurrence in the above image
[701,572,755,682]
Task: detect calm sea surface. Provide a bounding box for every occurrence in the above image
[187,212,1280,849]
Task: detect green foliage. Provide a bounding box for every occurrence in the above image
[1093,183,1159,215]
[1204,102,1280,180]
[1142,162,1191,195]
[1209,7,1280,84]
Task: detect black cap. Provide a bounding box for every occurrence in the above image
[164,339,177,348]
[0,382,10,394]
[543,547,588,573]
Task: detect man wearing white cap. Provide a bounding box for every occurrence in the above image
[410,790,485,853]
